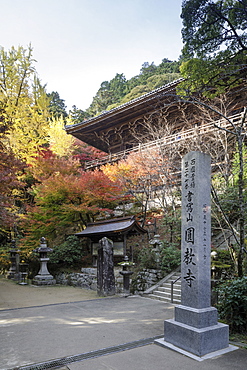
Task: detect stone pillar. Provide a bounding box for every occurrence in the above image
[97,237,115,296]
[157,151,234,359]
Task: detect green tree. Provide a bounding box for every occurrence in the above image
[47,91,67,118]
[69,105,89,123]
[87,74,128,116]
[119,85,151,104]
[180,0,247,94]
[49,235,87,267]
[212,140,247,276]
[127,62,159,88]
[157,58,181,74]
[139,62,157,80]
[146,73,181,90]
[108,73,128,103]
[87,81,111,116]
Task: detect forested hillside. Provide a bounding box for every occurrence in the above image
[70,58,181,121]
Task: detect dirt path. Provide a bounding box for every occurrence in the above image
[0,276,100,310]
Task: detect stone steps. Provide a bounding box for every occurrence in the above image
[144,270,181,303]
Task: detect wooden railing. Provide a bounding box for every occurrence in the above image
[85,111,245,170]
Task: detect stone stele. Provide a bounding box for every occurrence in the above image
[97,237,115,296]
[157,151,233,359]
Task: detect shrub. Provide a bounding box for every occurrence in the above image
[49,235,87,267]
[134,245,157,269]
[133,242,181,273]
[160,244,181,273]
[214,249,236,278]
[216,277,247,333]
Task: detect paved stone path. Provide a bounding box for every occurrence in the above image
[1,276,247,370]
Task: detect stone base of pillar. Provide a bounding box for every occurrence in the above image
[155,337,237,362]
[162,304,230,357]
[33,275,56,286]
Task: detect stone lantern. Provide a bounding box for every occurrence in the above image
[119,256,134,295]
[7,240,20,280]
[211,250,218,280]
[18,262,29,285]
[33,237,56,286]
[149,234,162,267]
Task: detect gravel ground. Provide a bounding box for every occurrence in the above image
[0,276,100,310]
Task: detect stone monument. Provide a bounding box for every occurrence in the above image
[97,237,115,296]
[156,151,236,359]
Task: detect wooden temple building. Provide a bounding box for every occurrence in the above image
[65,78,246,256]
[65,78,246,170]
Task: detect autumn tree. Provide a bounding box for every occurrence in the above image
[19,168,127,257]
[0,143,24,241]
[0,45,51,164]
[47,115,77,158]
[0,45,47,240]
[102,110,184,244]
[29,149,81,183]
[0,45,115,270]
[102,152,156,224]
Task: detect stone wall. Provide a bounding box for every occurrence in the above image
[131,268,164,293]
[55,267,163,294]
[55,268,124,294]
[55,268,98,291]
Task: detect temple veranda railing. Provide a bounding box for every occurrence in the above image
[84,111,246,170]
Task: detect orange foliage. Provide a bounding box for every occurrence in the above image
[102,148,172,188]
[29,149,81,182]
[20,168,128,250]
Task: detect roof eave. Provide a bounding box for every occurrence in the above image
[65,78,183,135]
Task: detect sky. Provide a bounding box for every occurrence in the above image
[1,0,183,111]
